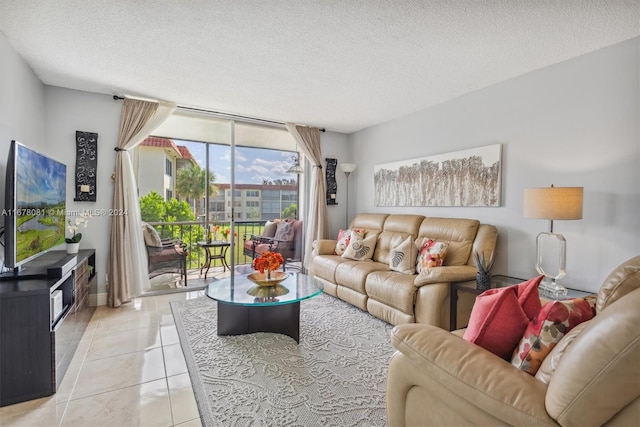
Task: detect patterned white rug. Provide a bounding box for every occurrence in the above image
[171,292,395,426]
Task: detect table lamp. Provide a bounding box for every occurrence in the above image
[523,185,583,299]
[340,163,357,227]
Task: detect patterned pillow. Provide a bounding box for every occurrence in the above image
[416,238,449,273]
[342,233,377,261]
[511,296,596,375]
[334,228,364,255]
[389,236,417,274]
[274,220,295,242]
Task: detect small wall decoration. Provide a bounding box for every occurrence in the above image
[74,131,98,202]
[374,144,502,207]
[325,158,338,205]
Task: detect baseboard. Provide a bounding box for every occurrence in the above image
[91,292,108,306]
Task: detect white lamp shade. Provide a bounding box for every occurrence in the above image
[340,163,357,173]
[523,187,583,220]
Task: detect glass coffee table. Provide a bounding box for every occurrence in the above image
[205,272,323,343]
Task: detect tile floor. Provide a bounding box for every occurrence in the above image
[0,288,206,427]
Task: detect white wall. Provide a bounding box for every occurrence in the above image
[0,34,47,215]
[348,37,640,293]
[44,86,121,300]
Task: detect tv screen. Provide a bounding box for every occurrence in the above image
[4,140,67,269]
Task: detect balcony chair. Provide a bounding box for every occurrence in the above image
[243,219,303,271]
[142,222,188,286]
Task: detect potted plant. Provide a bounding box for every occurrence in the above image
[66,214,89,254]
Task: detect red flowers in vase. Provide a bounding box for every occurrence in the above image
[253,251,284,278]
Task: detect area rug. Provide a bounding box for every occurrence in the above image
[171,292,395,426]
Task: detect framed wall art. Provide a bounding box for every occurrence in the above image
[374,144,502,207]
[73,131,98,202]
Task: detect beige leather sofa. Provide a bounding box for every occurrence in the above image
[387,255,640,426]
[309,213,498,328]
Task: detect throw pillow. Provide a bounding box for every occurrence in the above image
[142,222,162,247]
[416,238,449,273]
[334,228,364,255]
[274,220,295,242]
[342,233,377,261]
[515,276,544,320]
[389,236,417,274]
[262,220,278,238]
[511,296,596,375]
[463,286,530,360]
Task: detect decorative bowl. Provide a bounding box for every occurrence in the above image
[246,284,290,300]
[247,271,289,287]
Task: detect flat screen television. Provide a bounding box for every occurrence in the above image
[4,140,67,270]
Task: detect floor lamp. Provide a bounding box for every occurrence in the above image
[340,163,357,228]
[523,185,583,299]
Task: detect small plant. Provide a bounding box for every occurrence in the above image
[66,214,89,244]
[474,250,495,290]
[474,250,495,273]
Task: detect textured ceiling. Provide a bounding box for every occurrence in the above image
[0,1,638,133]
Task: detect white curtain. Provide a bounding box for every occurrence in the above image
[285,123,329,269]
[108,99,176,307]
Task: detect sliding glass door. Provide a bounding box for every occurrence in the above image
[136,110,300,281]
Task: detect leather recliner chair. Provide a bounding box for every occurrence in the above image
[386,256,640,426]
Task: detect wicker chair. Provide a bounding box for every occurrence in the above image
[243,219,303,271]
[142,222,188,285]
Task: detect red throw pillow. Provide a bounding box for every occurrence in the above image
[463,286,530,360]
[511,297,596,375]
[515,275,544,320]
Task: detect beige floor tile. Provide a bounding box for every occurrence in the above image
[174,419,202,427]
[160,324,179,346]
[85,327,162,361]
[71,348,166,400]
[0,400,66,427]
[167,373,199,426]
[61,378,172,427]
[163,344,188,377]
[93,310,160,335]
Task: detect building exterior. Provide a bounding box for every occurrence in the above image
[211,183,298,221]
[138,137,299,222]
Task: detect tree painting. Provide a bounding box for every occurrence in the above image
[374,144,502,207]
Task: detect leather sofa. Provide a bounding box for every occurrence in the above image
[309,213,498,328]
[386,255,640,426]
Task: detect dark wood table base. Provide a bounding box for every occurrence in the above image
[217,301,300,343]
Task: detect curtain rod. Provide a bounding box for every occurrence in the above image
[112,95,325,132]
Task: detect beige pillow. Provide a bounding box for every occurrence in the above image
[342,233,377,261]
[142,222,162,247]
[389,236,417,274]
[262,220,278,238]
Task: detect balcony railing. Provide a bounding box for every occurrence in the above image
[147,220,269,271]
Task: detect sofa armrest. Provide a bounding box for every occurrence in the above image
[312,239,337,255]
[388,324,555,426]
[414,265,476,287]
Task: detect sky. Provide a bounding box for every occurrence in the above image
[177,140,298,185]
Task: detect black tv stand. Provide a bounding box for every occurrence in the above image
[0,249,96,407]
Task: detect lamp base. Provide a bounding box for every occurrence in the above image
[538,276,568,300]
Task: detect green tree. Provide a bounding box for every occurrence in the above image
[140,191,166,222]
[165,198,195,222]
[282,203,297,219]
[175,165,218,215]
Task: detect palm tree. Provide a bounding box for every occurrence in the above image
[175,165,218,216]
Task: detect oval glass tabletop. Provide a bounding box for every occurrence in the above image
[205,272,323,307]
